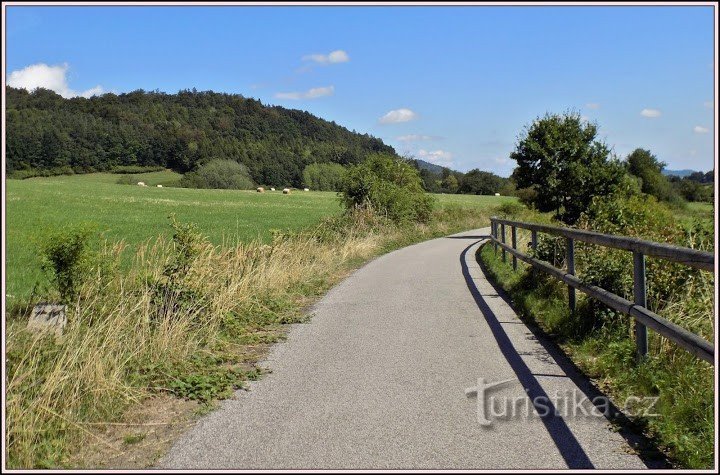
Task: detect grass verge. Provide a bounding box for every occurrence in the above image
[478,242,714,469]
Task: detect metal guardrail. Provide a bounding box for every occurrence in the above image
[489,217,715,365]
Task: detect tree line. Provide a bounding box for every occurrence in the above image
[5,86,395,187]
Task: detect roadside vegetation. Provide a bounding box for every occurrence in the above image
[480,111,714,469]
[5,155,509,468]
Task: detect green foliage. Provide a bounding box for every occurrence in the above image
[625,148,682,204]
[441,173,460,193]
[457,169,505,195]
[340,153,434,223]
[150,216,207,322]
[510,111,625,224]
[180,159,255,190]
[302,162,346,191]
[6,86,396,187]
[8,166,75,180]
[40,225,98,303]
[110,165,166,174]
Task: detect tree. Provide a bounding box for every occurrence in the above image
[340,153,434,223]
[458,169,504,195]
[510,111,625,224]
[302,162,346,191]
[180,159,255,189]
[625,148,680,203]
[441,174,459,193]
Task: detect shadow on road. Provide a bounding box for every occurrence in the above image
[461,239,668,469]
[445,235,491,240]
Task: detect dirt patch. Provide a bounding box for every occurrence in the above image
[72,395,203,469]
[69,338,287,469]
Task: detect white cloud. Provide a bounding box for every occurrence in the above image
[417,149,453,164]
[275,85,334,100]
[396,134,435,142]
[704,101,713,109]
[493,157,509,165]
[379,108,417,124]
[694,125,709,134]
[7,63,104,98]
[302,49,350,64]
[585,103,600,109]
[640,108,661,118]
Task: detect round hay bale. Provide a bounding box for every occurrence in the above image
[282,188,290,194]
[257,187,265,193]
[303,188,310,192]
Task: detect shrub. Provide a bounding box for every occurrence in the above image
[40,225,98,303]
[340,153,434,223]
[302,162,346,191]
[181,159,255,190]
[110,165,166,174]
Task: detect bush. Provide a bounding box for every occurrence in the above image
[340,153,434,223]
[302,163,346,191]
[40,225,98,303]
[181,159,255,190]
[110,165,166,174]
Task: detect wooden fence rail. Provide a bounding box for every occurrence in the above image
[489,217,715,365]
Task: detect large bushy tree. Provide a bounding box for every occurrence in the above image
[510,112,625,224]
[457,169,505,195]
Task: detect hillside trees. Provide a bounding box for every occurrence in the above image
[5,86,396,186]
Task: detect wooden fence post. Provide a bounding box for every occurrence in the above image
[634,252,648,360]
[501,223,506,263]
[511,225,517,271]
[567,238,575,312]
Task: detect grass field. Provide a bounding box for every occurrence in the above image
[6,171,515,468]
[5,171,514,303]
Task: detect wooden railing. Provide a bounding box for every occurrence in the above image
[489,217,715,365]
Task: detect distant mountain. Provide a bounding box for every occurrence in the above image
[662,169,699,178]
[413,158,450,175]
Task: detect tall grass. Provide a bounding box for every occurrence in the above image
[5,204,494,468]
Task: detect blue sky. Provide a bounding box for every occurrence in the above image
[5,5,716,175]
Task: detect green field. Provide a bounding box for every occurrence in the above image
[5,171,513,302]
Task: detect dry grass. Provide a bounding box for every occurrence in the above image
[5,206,494,468]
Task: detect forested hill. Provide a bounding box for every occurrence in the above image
[5,86,397,186]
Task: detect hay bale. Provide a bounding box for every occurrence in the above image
[137,181,146,187]
[303,188,310,192]
[494,193,500,196]
[257,187,265,193]
[157,185,163,188]
[282,188,290,194]
[270,187,275,191]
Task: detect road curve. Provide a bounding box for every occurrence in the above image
[160,228,649,469]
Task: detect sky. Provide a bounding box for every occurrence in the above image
[4,4,716,176]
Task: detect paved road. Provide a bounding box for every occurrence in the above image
[160,228,649,469]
